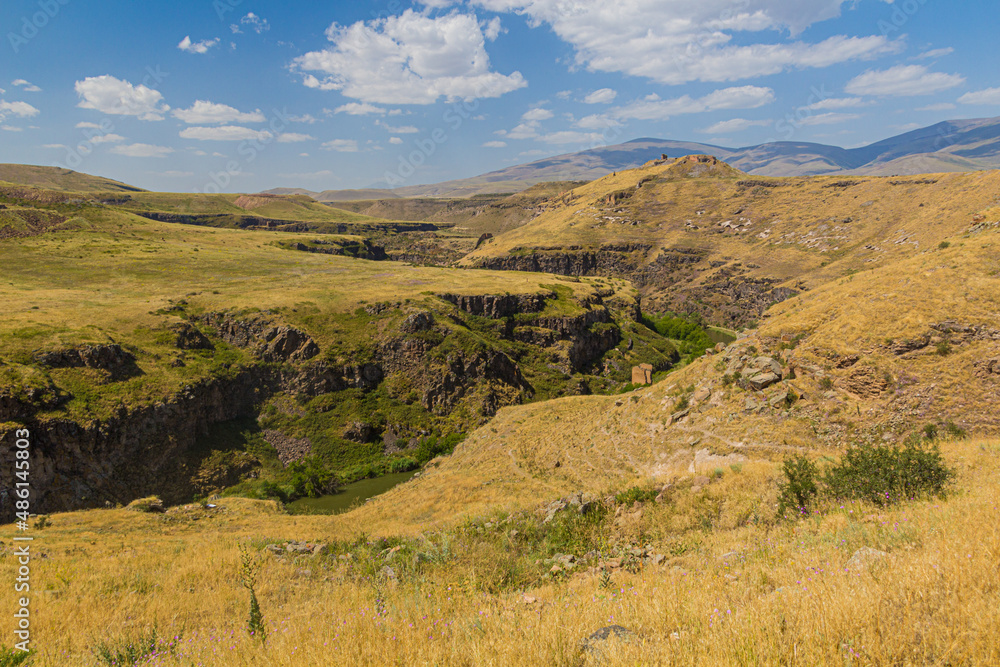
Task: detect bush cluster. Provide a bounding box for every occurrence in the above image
[778,440,954,516]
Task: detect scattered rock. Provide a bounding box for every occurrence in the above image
[400,311,435,333]
[846,547,888,572]
[748,372,780,390]
[580,625,636,657]
[172,322,214,350]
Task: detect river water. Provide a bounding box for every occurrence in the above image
[285,470,419,515]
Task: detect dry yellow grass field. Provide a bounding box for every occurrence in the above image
[1,435,996,666]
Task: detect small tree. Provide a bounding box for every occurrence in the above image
[238,542,266,642]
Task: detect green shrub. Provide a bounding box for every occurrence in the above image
[936,341,952,356]
[923,423,939,440]
[823,441,954,506]
[0,646,34,667]
[943,420,967,440]
[614,485,659,505]
[238,542,266,642]
[92,628,174,666]
[938,241,951,249]
[777,455,819,516]
[389,457,418,473]
[819,377,834,390]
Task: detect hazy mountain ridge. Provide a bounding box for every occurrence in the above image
[269,116,1000,200]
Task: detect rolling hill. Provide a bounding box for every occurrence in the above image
[0,163,146,192]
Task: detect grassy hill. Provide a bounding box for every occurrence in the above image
[0,164,145,192]
[463,155,1000,325]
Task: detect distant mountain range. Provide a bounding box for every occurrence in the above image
[267,115,1000,200]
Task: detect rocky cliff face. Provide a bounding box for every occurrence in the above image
[0,289,646,517]
[475,245,798,326]
[0,366,276,516]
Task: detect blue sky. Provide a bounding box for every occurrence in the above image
[1,0,998,192]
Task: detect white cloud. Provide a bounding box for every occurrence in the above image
[958,87,1000,106]
[483,17,503,40]
[521,107,554,122]
[376,120,418,133]
[798,112,861,126]
[110,143,174,158]
[845,65,964,97]
[469,1,898,85]
[11,79,41,92]
[915,47,954,60]
[700,118,770,134]
[276,133,314,143]
[614,85,774,121]
[389,137,403,144]
[804,96,867,110]
[322,139,359,152]
[507,122,539,139]
[231,12,269,34]
[334,102,387,115]
[75,121,101,129]
[537,130,603,145]
[583,88,617,104]
[0,100,40,118]
[278,169,335,180]
[179,126,273,141]
[172,100,266,124]
[177,36,220,54]
[575,114,620,130]
[483,140,507,148]
[288,113,318,123]
[293,10,526,104]
[75,75,169,120]
[892,122,922,132]
[1,126,23,132]
[88,133,126,144]
[917,102,957,111]
[43,143,65,149]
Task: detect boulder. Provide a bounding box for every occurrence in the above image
[125,496,165,513]
[846,547,888,572]
[747,356,782,377]
[400,311,434,333]
[172,322,214,350]
[748,372,780,390]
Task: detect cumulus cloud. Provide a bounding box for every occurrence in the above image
[231,12,269,34]
[522,108,554,122]
[958,87,1000,105]
[75,75,169,120]
[0,100,40,119]
[613,85,774,121]
[389,137,404,144]
[376,120,418,133]
[88,133,126,144]
[172,101,266,124]
[700,118,771,134]
[110,143,174,158]
[322,139,359,152]
[177,36,220,54]
[915,47,954,60]
[276,133,314,142]
[468,0,898,84]
[11,79,41,92]
[334,102,387,115]
[845,65,964,97]
[293,10,526,104]
[482,140,507,147]
[803,96,867,111]
[583,88,617,104]
[179,126,273,141]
